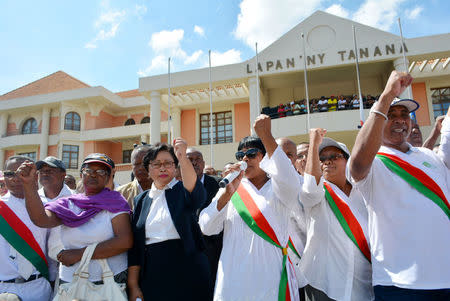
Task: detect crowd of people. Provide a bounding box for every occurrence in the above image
[264,94,378,119]
[0,71,449,301]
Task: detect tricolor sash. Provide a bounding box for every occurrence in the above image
[323,182,371,263]
[0,201,49,280]
[231,184,299,301]
[376,152,450,219]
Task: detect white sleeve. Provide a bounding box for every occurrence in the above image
[259,146,301,208]
[300,173,325,208]
[438,115,450,169]
[199,188,228,236]
[47,226,64,260]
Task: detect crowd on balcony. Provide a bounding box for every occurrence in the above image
[262,94,379,119]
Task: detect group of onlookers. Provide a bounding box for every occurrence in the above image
[0,70,449,301]
[266,94,378,119]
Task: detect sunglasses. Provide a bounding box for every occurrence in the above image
[319,153,345,162]
[81,168,109,177]
[3,171,17,178]
[235,148,260,161]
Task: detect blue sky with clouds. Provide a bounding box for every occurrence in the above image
[1,0,449,95]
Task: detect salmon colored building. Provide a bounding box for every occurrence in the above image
[1,11,449,184]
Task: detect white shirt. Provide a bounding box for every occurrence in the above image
[38,184,75,203]
[318,99,328,110]
[288,173,308,288]
[338,99,347,109]
[145,178,181,245]
[0,193,48,281]
[350,117,450,289]
[59,201,129,282]
[199,146,300,301]
[352,98,360,108]
[39,184,74,281]
[300,174,374,301]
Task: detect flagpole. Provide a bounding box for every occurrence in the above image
[352,25,365,127]
[301,33,311,131]
[398,17,416,121]
[168,57,172,143]
[398,18,412,98]
[255,43,260,118]
[208,50,214,166]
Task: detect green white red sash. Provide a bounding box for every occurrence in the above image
[376,152,450,219]
[323,182,371,263]
[231,184,299,301]
[0,201,49,280]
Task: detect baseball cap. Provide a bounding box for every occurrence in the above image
[36,156,66,171]
[81,153,115,171]
[319,137,350,158]
[390,97,420,113]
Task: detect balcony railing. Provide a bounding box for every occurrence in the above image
[3,129,41,138]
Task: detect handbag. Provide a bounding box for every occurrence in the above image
[53,243,127,301]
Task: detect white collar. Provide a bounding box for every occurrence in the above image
[150,177,179,192]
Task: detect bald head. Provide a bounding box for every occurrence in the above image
[186,148,205,179]
[276,138,297,165]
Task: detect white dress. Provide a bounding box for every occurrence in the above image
[199,146,301,301]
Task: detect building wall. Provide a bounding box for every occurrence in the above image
[411,82,431,126]
[181,109,196,146]
[234,102,250,141]
[49,116,60,135]
[6,122,16,135]
[5,150,14,161]
[48,145,58,157]
[84,111,114,130]
[83,141,123,164]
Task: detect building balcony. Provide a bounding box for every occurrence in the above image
[0,133,41,148]
[270,108,371,138]
[79,122,168,142]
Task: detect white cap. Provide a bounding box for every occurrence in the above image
[391,97,420,113]
[319,137,350,157]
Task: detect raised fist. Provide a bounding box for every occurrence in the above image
[383,71,413,99]
[253,114,272,139]
[173,137,188,160]
[309,128,327,146]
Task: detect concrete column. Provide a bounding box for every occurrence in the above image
[248,77,261,134]
[150,91,161,144]
[0,112,7,169]
[40,107,50,159]
[393,58,413,99]
[171,107,181,139]
[0,112,7,137]
[0,150,4,170]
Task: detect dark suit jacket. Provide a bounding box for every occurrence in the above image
[128,179,207,277]
[200,174,222,284]
[201,174,220,212]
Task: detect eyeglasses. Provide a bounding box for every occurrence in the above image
[319,153,345,162]
[3,171,17,178]
[81,168,108,177]
[235,148,260,161]
[150,161,175,169]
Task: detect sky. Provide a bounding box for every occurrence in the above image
[1,0,449,95]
